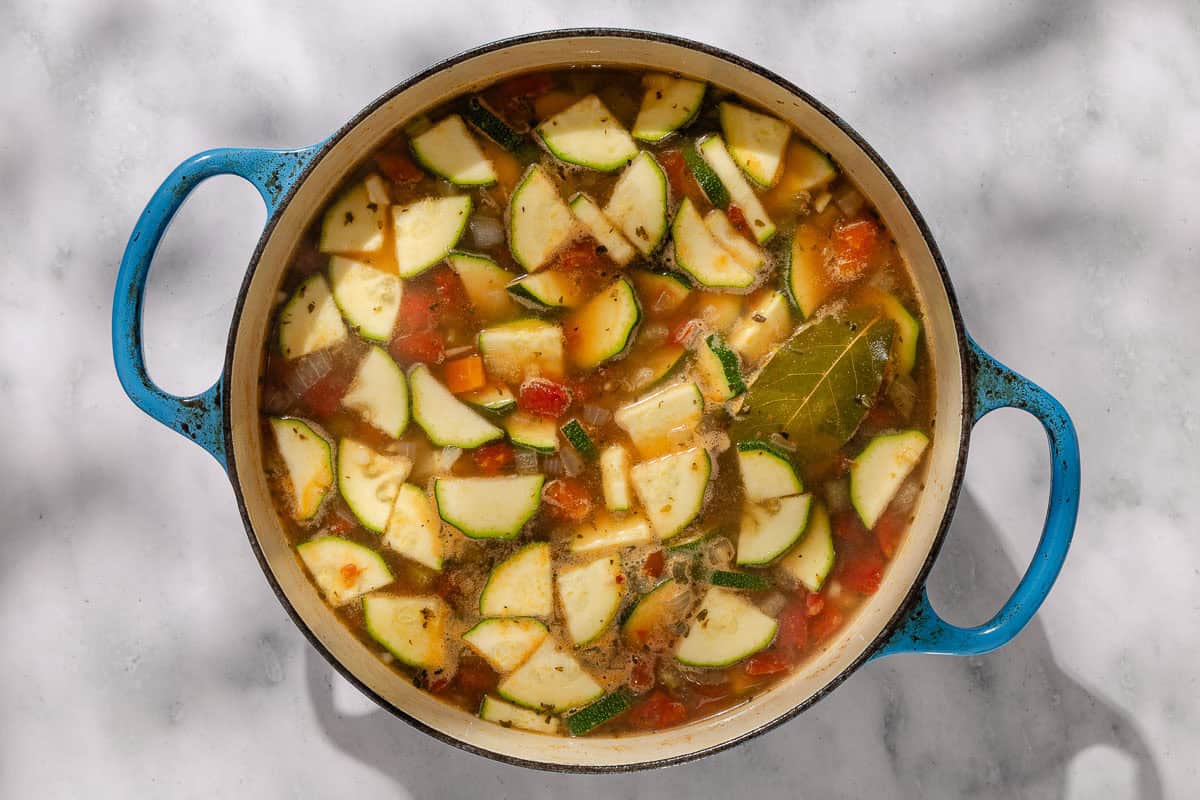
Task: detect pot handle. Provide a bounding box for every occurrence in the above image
[874,336,1080,658]
[112,145,323,469]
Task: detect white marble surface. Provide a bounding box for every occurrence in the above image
[2,0,1196,797]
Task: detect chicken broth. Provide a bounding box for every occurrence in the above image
[259,68,935,737]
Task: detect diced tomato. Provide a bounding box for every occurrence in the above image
[627,690,688,730]
[659,150,687,197]
[551,240,606,273]
[874,510,907,558]
[629,657,657,693]
[399,285,439,333]
[542,478,592,522]
[564,376,600,404]
[375,151,425,183]
[809,606,845,642]
[726,205,755,239]
[444,354,486,394]
[669,318,703,346]
[433,267,467,309]
[838,547,885,595]
[805,592,826,618]
[833,511,869,542]
[643,550,665,579]
[518,377,572,418]
[827,218,881,281]
[389,330,445,365]
[472,441,515,475]
[301,371,350,417]
[325,513,356,536]
[425,676,451,694]
[454,659,498,695]
[775,598,809,653]
[744,649,792,677]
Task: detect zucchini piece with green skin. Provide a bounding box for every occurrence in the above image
[479,695,561,734]
[448,251,520,323]
[566,689,634,736]
[785,225,830,319]
[507,271,586,310]
[278,274,348,361]
[464,96,524,151]
[621,579,691,646]
[569,514,653,555]
[778,501,835,592]
[694,333,746,403]
[497,637,604,713]
[436,474,546,541]
[462,618,549,672]
[508,165,579,272]
[409,113,497,186]
[736,441,803,502]
[383,483,443,571]
[568,193,637,267]
[703,209,765,271]
[269,417,334,520]
[462,383,517,415]
[477,319,565,383]
[635,344,688,389]
[505,411,559,453]
[363,593,447,669]
[392,195,472,278]
[694,292,744,334]
[860,287,921,375]
[536,94,639,172]
[319,182,387,254]
[479,543,553,616]
[718,102,792,187]
[682,141,731,209]
[341,346,409,438]
[631,270,691,314]
[779,139,837,192]
[560,419,597,459]
[667,527,721,552]
[850,430,929,529]
[337,439,413,533]
[632,74,706,143]
[736,494,813,566]
[564,278,642,370]
[697,135,776,243]
[408,364,504,448]
[557,555,624,646]
[670,198,755,289]
[727,291,792,364]
[604,152,669,257]
[599,445,633,512]
[613,381,704,458]
[707,570,773,591]
[297,537,392,606]
[674,586,778,668]
[630,446,712,539]
[328,256,402,342]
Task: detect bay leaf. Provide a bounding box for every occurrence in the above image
[731,309,895,460]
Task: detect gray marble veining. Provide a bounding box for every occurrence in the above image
[1,0,1196,797]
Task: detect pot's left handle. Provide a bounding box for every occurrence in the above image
[112,145,323,469]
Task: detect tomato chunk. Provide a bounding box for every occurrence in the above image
[389,330,444,365]
[302,371,350,417]
[551,240,607,273]
[454,658,498,695]
[375,151,425,184]
[809,606,845,642]
[827,218,880,282]
[542,478,592,522]
[659,150,687,197]
[874,509,907,558]
[472,441,515,474]
[669,318,703,347]
[744,649,792,677]
[444,354,486,393]
[495,72,555,101]
[518,377,572,418]
[838,547,885,595]
[629,656,657,693]
[433,268,467,309]
[642,550,665,579]
[398,285,438,333]
[627,690,688,730]
[775,598,809,653]
[805,591,826,618]
[726,205,755,239]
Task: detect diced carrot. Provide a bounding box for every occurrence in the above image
[444,354,486,393]
[433,267,467,309]
[471,441,515,475]
[744,649,792,676]
[375,151,425,183]
[827,218,880,282]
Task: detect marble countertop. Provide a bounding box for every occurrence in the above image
[3,0,1196,797]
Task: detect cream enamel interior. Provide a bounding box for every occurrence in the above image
[227,34,966,769]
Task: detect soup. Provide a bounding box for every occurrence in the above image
[259,69,934,737]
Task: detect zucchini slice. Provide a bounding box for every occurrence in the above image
[392,195,472,278]
[409,364,504,449]
[776,139,837,193]
[507,165,578,272]
[409,113,497,186]
[479,543,553,616]
[622,578,691,647]
[463,618,549,673]
[727,291,793,365]
[859,287,921,375]
[479,695,561,735]
[569,193,637,267]
[477,319,565,383]
[464,96,524,151]
[707,570,773,591]
[462,383,517,415]
[569,514,654,555]
[631,270,691,314]
[718,102,791,187]
[638,344,689,389]
[683,141,731,209]
[328,256,402,342]
[505,410,559,453]
[341,346,409,439]
[850,430,929,529]
[363,593,447,669]
[694,333,747,403]
[566,689,633,736]
[557,555,624,646]
[319,182,387,254]
[296,537,392,606]
[736,441,802,502]
[736,494,813,566]
[383,483,443,571]
[435,474,545,540]
[269,417,334,520]
[778,501,835,592]
[599,445,633,513]
[564,278,642,370]
[630,446,711,539]
[632,74,706,143]
[697,135,775,243]
[670,198,755,289]
[278,274,349,361]
[337,439,412,533]
[694,292,744,334]
[448,251,520,323]
[785,225,830,319]
[703,209,765,271]
[363,173,390,205]
[613,381,704,458]
[507,270,586,310]
[497,638,604,712]
[536,94,638,172]
[604,152,669,257]
[559,419,597,459]
[674,587,778,668]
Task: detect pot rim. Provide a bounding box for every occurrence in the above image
[220,27,972,773]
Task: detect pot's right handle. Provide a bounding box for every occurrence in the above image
[874,336,1080,658]
[112,144,322,469]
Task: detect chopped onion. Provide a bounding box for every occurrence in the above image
[813,191,833,214]
[653,292,675,313]
[261,385,293,415]
[560,446,584,477]
[437,446,463,472]
[834,187,865,216]
[704,536,735,569]
[543,454,564,477]
[514,449,540,474]
[701,430,731,454]
[642,323,669,344]
[282,349,335,396]
[758,591,788,617]
[443,344,475,360]
[892,480,919,515]
[887,374,918,421]
[469,216,505,249]
[386,439,419,461]
[824,478,850,513]
[582,404,611,427]
[768,432,797,452]
[631,367,655,389]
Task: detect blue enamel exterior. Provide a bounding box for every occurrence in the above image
[111,144,323,468]
[873,337,1081,658]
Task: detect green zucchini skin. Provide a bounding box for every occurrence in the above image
[682,141,730,208]
[566,688,633,736]
[560,419,597,459]
[707,569,773,592]
[463,96,524,151]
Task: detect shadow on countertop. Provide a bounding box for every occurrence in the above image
[302,492,1161,799]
